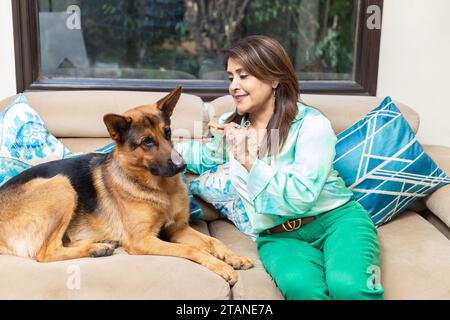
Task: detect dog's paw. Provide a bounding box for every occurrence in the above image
[224,254,254,270]
[236,255,254,270]
[89,243,115,258]
[99,240,121,249]
[205,260,238,286]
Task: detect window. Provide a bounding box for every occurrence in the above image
[13,0,383,99]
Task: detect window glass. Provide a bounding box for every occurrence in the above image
[37,0,355,82]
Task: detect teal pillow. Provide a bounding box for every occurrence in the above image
[189,163,257,240]
[0,94,72,186]
[333,97,450,226]
[96,143,203,221]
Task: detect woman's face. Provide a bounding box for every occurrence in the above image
[226,58,276,116]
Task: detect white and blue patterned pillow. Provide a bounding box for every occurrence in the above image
[0,94,72,186]
[95,143,204,221]
[189,163,258,240]
[333,96,450,226]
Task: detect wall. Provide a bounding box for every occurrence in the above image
[0,0,16,101]
[378,0,450,147]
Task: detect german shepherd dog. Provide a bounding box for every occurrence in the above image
[0,87,253,285]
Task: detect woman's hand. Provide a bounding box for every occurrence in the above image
[216,122,258,171]
[215,122,240,139]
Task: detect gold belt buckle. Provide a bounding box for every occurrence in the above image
[282,218,302,232]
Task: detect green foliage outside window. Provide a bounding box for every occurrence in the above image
[38,0,355,80]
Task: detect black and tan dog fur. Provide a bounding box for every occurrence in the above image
[0,87,253,284]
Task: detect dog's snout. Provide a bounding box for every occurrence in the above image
[175,161,186,172]
[149,149,186,177]
[170,151,186,171]
[169,150,186,172]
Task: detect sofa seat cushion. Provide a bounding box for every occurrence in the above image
[208,219,284,300]
[0,221,231,300]
[378,211,450,299]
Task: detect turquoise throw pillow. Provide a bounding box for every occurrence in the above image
[189,163,257,240]
[333,96,450,226]
[0,94,72,186]
[96,143,203,221]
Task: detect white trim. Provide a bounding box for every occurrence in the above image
[352,188,427,197]
[370,167,443,221]
[366,173,449,186]
[372,170,450,183]
[334,113,402,163]
[367,155,413,163]
[355,142,421,202]
[349,137,418,188]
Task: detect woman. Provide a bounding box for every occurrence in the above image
[176,35,384,300]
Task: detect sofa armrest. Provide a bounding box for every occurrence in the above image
[0,95,16,112]
[423,144,450,228]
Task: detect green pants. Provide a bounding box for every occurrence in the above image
[256,200,384,300]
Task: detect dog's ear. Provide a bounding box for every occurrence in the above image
[156,86,182,117]
[103,114,132,143]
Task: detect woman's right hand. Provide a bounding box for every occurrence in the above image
[216,122,241,140]
[215,122,258,170]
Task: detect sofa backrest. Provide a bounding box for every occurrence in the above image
[0,91,420,139]
[208,94,420,135]
[0,91,208,139]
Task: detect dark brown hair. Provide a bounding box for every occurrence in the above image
[223,35,300,158]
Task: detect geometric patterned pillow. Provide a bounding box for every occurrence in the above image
[333,96,450,226]
[189,163,257,240]
[0,94,73,187]
[95,143,204,221]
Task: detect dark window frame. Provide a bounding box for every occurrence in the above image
[12,0,383,100]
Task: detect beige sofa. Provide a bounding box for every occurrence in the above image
[0,91,449,300]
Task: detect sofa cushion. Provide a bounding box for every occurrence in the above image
[0,94,72,186]
[59,138,113,153]
[208,219,284,300]
[0,220,232,300]
[378,211,450,299]
[425,184,450,228]
[333,97,450,226]
[208,94,420,135]
[423,145,450,228]
[0,91,208,139]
